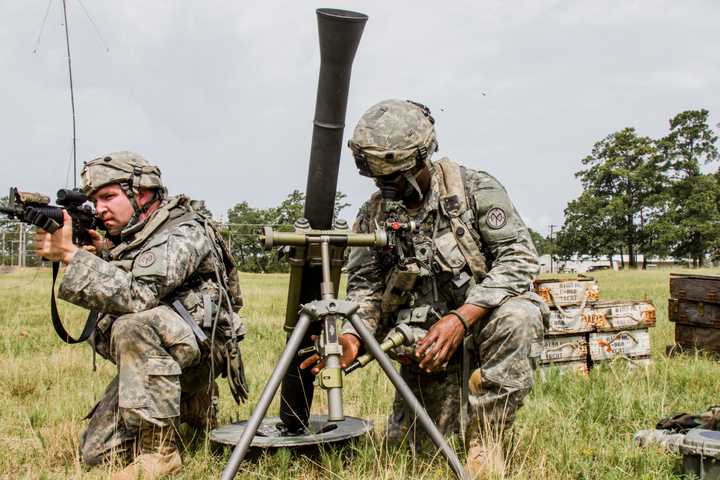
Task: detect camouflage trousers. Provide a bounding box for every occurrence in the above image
[80,305,215,466]
[387,295,544,449]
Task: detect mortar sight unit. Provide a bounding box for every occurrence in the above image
[0,186,100,246]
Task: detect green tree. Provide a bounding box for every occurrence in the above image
[661,109,718,176]
[527,228,551,256]
[556,191,624,266]
[569,128,662,268]
[648,110,720,266]
[274,190,305,226]
[333,191,351,222]
[226,190,352,272]
[226,201,280,273]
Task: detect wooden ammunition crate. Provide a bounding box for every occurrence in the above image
[588,329,651,361]
[593,355,653,369]
[673,324,720,355]
[669,299,720,328]
[546,306,595,335]
[535,276,600,308]
[546,300,656,335]
[538,360,589,377]
[670,274,720,304]
[537,334,588,364]
[591,300,656,331]
[668,274,720,357]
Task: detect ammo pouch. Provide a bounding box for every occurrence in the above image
[381,262,420,313]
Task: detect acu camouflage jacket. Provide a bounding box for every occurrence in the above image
[59,196,243,337]
[343,159,540,337]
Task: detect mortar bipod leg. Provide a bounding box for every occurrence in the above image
[220,312,313,480]
[347,314,469,480]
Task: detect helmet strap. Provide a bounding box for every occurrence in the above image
[119,183,158,232]
[402,170,425,202]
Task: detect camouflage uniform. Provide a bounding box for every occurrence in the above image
[342,164,547,447]
[60,195,244,465]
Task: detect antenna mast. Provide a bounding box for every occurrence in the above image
[61,0,78,188]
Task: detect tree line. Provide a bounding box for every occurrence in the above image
[5,110,717,272]
[555,109,719,268]
[218,190,350,272]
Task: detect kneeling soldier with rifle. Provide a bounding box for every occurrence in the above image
[35,152,247,479]
[302,99,548,478]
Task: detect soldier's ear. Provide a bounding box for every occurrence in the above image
[137,188,157,204]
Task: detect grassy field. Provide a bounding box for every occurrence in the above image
[1,267,720,479]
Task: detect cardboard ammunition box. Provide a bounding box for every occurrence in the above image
[546,300,656,335]
[669,299,720,328]
[588,329,651,361]
[535,276,600,308]
[674,324,720,355]
[536,334,588,364]
[538,360,589,378]
[670,274,720,305]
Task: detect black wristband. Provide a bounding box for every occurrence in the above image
[448,309,471,336]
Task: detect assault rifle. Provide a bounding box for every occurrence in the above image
[0,186,102,344]
[0,187,100,245]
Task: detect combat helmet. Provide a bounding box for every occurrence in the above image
[81,151,166,231]
[348,99,438,178]
[81,151,164,197]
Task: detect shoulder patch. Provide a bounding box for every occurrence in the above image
[486,207,507,230]
[136,251,156,268]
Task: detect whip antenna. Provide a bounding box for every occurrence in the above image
[61,0,77,188]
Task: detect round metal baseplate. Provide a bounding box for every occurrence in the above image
[210,415,373,448]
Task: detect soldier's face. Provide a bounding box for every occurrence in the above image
[92,184,134,234]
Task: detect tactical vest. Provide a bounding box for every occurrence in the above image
[376,158,488,315]
[109,196,243,323]
[434,158,488,276]
[106,196,248,403]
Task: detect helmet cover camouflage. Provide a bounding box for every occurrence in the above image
[81,151,165,197]
[348,99,438,177]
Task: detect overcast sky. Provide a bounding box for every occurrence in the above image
[2,0,718,234]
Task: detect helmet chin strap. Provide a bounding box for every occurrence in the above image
[119,184,158,236]
[402,169,425,202]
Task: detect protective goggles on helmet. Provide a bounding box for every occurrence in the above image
[349,142,429,178]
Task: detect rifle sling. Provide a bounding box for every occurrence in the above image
[171,299,209,346]
[51,261,98,344]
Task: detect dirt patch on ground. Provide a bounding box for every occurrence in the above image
[0,266,17,274]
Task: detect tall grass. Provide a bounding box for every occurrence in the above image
[1,267,719,478]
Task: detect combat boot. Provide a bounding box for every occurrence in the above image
[465,438,506,480]
[181,381,219,431]
[112,422,182,480]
